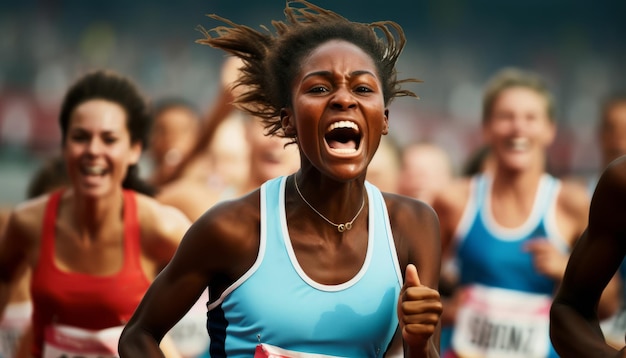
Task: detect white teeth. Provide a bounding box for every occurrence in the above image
[327,121,359,132]
[510,138,529,151]
[84,166,105,175]
[331,148,358,154]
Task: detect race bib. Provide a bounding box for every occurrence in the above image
[0,301,32,358]
[168,289,210,357]
[452,285,551,358]
[254,344,344,358]
[43,324,123,358]
[601,306,626,349]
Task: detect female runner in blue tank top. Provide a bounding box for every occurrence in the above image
[119,1,443,357]
[432,68,591,358]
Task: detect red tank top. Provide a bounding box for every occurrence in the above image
[30,190,151,357]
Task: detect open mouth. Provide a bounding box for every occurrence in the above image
[81,165,107,176]
[507,137,529,151]
[324,121,361,154]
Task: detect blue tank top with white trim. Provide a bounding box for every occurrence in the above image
[452,173,566,358]
[207,176,402,357]
[456,173,567,293]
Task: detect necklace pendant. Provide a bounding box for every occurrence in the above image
[344,222,352,231]
[337,224,346,232]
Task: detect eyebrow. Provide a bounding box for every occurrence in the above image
[302,70,377,81]
[69,127,120,135]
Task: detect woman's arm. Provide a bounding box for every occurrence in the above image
[0,203,40,317]
[389,195,443,358]
[160,91,235,186]
[119,196,260,357]
[550,158,626,357]
[139,196,193,270]
[119,218,217,357]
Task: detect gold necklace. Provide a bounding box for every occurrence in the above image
[293,174,366,233]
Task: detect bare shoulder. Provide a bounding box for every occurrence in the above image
[136,192,191,238]
[431,177,472,214]
[180,189,262,280]
[597,156,626,197]
[382,192,440,250]
[0,194,51,265]
[382,192,441,287]
[134,192,192,266]
[6,195,50,241]
[383,192,438,225]
[155,178,223,221]
[587,157,626,233]
[192,189,261,249]
[588,157,626,218]
[556,176,591,219]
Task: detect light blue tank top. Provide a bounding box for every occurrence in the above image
[207,176,402,357]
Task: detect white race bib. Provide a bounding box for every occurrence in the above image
[452,285,551,358]
[254,343,344,358]
[0,301,32,358]
[42,324,123,358]
[168,289,210,357]
[601,305,626,349]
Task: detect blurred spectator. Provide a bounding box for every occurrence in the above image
[460,145,494,177]
[596,92,626,179]
[366,134,402,194]
[147,98,202,188]
[397,141,454,205]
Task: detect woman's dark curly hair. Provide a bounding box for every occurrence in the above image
[58,70,156,196]
[197,0,419,140]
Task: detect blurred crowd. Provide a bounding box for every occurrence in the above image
[1,1,625,205]
[0,1,626,357]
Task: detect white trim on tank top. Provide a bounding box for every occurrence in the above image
[281,178,374,292]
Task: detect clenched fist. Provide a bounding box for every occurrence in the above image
[397,264,443,356]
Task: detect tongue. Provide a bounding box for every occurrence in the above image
[328,139,357,150]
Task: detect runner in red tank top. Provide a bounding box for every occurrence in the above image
[0,70,190,358]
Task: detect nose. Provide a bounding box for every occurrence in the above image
[510,115,527,133]
[87,138,104,155]
[330,87,357,110]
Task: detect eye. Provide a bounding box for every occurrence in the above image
[69,133,89,142]
[308,86,329,94]
[354,85,373,93]
[103,136,118,144]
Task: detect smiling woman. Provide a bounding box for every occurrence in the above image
[431,68,592,358]
[119,1,443,357]
[0,70,191,358]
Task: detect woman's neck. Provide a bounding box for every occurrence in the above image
[492,164,544,193]
[489,166,545,227]
[69,188,124,241]
[292,169,367,226]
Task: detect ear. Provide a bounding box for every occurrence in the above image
[128,142,142,165]
[382,109,389,135]
[281,108,296,137]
